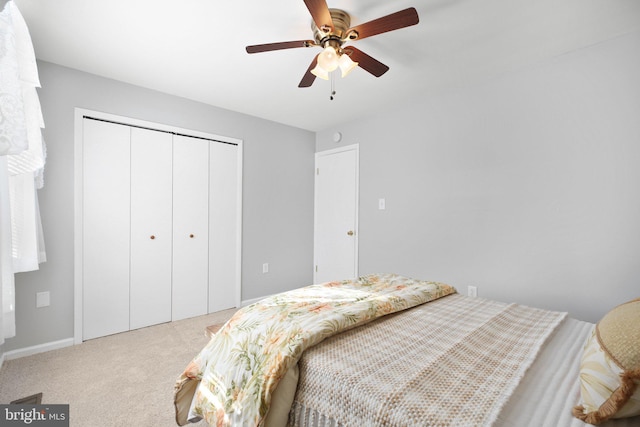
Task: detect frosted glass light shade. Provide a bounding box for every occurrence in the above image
[310,64,329,80]
[317,46,339,72]
[338,54,358,77]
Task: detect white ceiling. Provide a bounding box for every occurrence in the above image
[13,0,640,132]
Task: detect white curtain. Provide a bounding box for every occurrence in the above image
[0,0,46,345]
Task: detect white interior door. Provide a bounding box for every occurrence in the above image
[82,119,131,340]
[172,136,210,320]
[129,127,173,330]
[314,144,359,284]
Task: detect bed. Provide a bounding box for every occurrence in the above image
[174,274,639,427]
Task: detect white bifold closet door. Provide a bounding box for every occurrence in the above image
[82,119,131,340]
[81,116,240,340]
[209,142,239,312]
[129,128,173,330]
[172,136,209,321]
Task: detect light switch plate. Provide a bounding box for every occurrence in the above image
[378,198,386,210]
[36,291,50,308]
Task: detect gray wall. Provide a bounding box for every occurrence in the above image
[2,61,315,352]
[317,32,640,323]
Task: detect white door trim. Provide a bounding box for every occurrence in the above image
[74,108,243,344]
[313,143,359,284]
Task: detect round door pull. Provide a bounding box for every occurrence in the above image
[150,235,156,240]
[189,234,195,238]
[347,230,354,236]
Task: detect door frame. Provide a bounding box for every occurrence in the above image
[73,108,243,344]
[313,143,359,284]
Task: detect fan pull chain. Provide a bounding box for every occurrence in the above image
[330,71,336,100]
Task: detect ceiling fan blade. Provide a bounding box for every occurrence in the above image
[303,0,334,32]
[246,40,316,54]
[346,47,389,77]
[299,55,319,88]
[347,7,419,41]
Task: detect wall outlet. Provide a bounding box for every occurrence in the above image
[262,263,269,273]
[467,286,478,298]
[36,291,50,308]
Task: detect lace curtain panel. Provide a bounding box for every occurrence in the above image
[0,0,46,345]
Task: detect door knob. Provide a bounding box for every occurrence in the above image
[189,234,194,238]
[150,235,156,240]
[347,230,354,236]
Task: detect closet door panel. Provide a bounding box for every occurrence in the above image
[129,128,173,330]
[209,142,239,312]
[82,119,131,340]
[172,136,209,321]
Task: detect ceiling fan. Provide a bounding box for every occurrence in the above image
[245,0,419,88]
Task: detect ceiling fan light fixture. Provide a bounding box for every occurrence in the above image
[338,53,358,78]
[311,63,330,80]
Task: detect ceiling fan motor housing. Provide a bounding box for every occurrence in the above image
[312,8,356,49]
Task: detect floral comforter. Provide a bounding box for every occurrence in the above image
[174,273,456,427]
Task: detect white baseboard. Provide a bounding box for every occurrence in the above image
[241,295,271,307]
[1,338,75,364]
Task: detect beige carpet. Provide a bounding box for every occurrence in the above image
[0,308,236,427]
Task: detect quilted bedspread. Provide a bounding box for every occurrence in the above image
[174,273,456,427]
